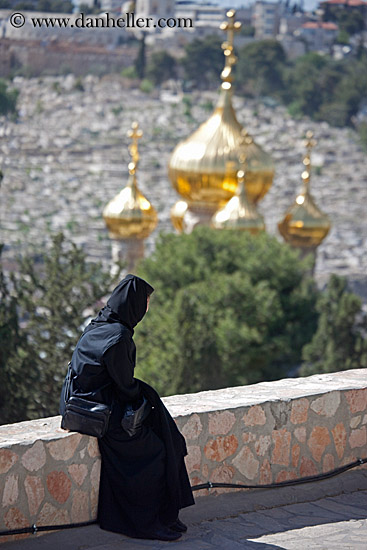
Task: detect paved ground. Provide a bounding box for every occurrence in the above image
[2,478,367,549]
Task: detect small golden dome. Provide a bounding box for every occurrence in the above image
[170,200,188,233]
[212,163,265,234]
[168,10,274,210]
[278,131,331,248]
[103,122,158,240]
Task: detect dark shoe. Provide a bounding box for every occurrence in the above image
[169,519,188,533]
[148,526,182,541]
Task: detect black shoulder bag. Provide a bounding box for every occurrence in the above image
[60,362,111,438]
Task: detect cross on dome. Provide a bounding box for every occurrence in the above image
[219,10,242,88]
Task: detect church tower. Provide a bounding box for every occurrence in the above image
[278,131,331,271]
[168,9,274,232]
[103,122,158,272]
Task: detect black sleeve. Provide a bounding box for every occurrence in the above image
[103,338,141,402]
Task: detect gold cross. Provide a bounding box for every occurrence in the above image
[304,130,316,155]
[219,10,241,86]
[220,9,241,53]
[303,130,316,169]
[127,121,143,173]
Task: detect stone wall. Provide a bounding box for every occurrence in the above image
[0,369,366,543]
[0,39,137,78]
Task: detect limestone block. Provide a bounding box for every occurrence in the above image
[243,405,266,427]
[2,475,18,507]
[331,422,347,459]
[68,464,88,487]
[300,456,318,476]
[0,450,18,475]
[182,414,203,440]
[185,446,201,473]
[24,475,45,516]
[310,392,341,417]
[307,426,331,462]
[21,441,46,472]
[294,426,306,443]
[290,398,309,424]
[349,427,366,449]
[204,435,238,462]
[37,502,70,526]
[47,433,82,461]
[271,429,291,466]
[259,458,272,484]
[46,471,72,504]
[208,411,236,436]
[71,490,89,523]
[254,435,271,456]
[345,389,367,414]
[232,447,259,480]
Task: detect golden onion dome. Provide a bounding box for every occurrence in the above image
[212,167,265,234]
[103,122,158,240]
[168,9,274,211]
[278,131,331,248]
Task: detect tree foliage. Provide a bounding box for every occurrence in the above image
[0,234,120,424]
[135,35,146,80]
[134,227,319,396]
[322,7,365,36]
[182,35,224,89]
[234,42,367,128]
[146,51,177,86]
[237,40,287,98]
[0,79,19,117]
[0,245,34,425]
[300,275,367,376]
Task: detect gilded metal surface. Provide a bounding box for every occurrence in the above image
[103,122,158,240]
[170,200,188,233]
[168,9,274,207]
[278,131,331,248]
[212,158,265,233]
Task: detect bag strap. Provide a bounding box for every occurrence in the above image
[64,362,73,402]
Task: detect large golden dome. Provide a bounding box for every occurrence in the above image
[103,122,158,240]
[278,131,331,248]
[168,10,274,211]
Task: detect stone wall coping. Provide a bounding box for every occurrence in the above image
[162,369,367,417]
[1,369,366,447]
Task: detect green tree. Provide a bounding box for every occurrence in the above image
[1,233,121,423]
[300,275,367,376]
[79,0,101,14]
[336,29,350,45]
[0,245,35,425]
[146,51,177,86]
[240,25,255,37]
[134,227,319,396]
[322,6,365,35]
[237,40,287,97]
[135,35,146,79]
[0,79,19,117]
[181,35,223,89]
[283,53,328,117]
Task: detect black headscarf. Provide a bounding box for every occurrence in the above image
[90,274,154,333]
[107,274,154,329]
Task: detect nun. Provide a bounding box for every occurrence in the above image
[67,274,194,541]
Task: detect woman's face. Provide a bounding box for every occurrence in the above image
[146,295,150,312]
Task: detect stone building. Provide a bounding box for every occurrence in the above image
[252,0,282,39]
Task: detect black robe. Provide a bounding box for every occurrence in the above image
[68,274,194,538]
